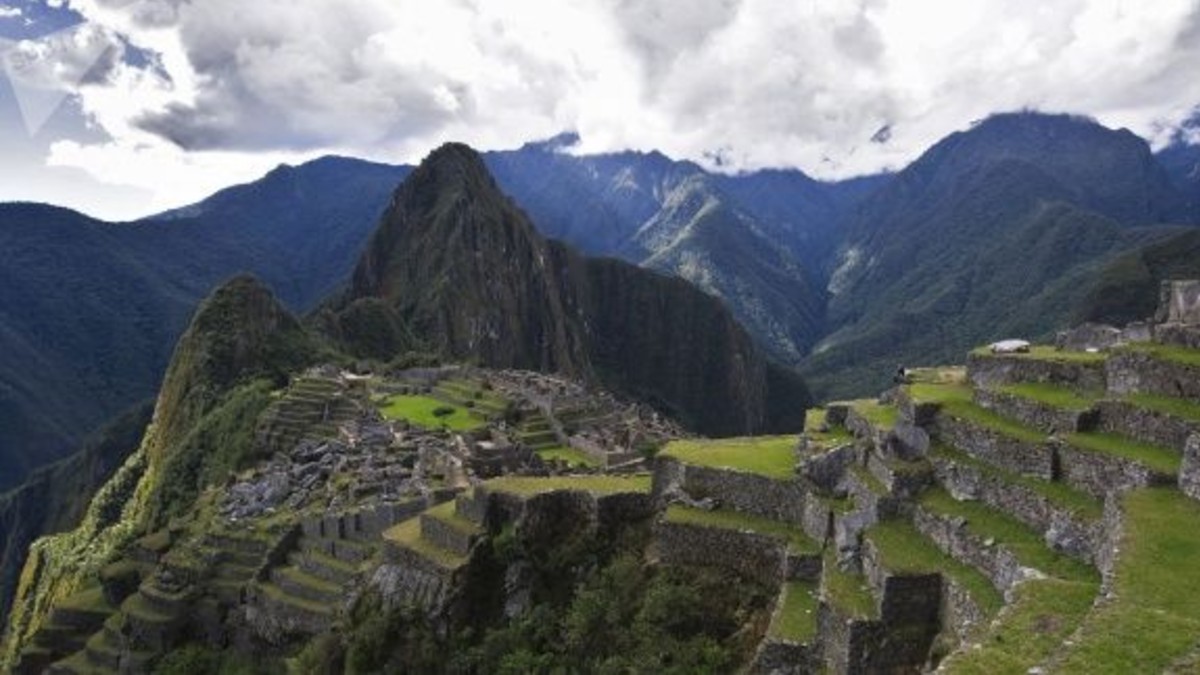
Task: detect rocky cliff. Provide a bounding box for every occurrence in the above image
[340,143,809,435]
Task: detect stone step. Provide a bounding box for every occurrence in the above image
[1106,343,1200,402]
[974,383,1100,434]
[383,518,468,574]
[913,488,1099,596]
[844,464,908,521]
[1097,395,1200,451]
[205,531,271,556]
[419,503,483,557]
[254,581,335,635]
[967,345,1109,393]
[863,451,934,500]
[928,444,1104,564]
[137,582,191,616]
[290,548,358,586]
[934,401,1055,479]
[656,505,822,585]
[271,566,343,606]
[83,628,121,671]
[1058,431,1180,498]
[862,520,1003,666]
[299,534,374,563]
[32,621,88,654]
[120,592,181,651]
[46,649,115,675]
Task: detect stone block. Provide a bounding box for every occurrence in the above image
[1106,351,1200,401]
[975,387,1096,435]
[654,520,787,586]
[967,352,1107,393]
[1181,434,1200,501]
[1057,441,1176,499]
[936,415,1054,479]
[1097,400,1200,451]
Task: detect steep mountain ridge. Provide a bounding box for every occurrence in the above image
[339,143,810,435]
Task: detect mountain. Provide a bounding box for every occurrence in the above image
[337,142,810,435]
[809,112,1194,398]
[3,276,316,666]
[0,158,406,492]
[1076,227,1200,325]
[484,138,853,363]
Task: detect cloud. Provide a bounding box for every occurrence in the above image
[5,0,1200,219]
[0,7,22,19]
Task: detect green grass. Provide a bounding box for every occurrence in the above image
[383,518,467,569]
[821,551,877,619]
[1122,341,1200,367]
[905,366,967,385]
[941,399,1047,444]
[56,585,115,614]
[939,578,1099,675]
[1064,432,1181,474]
[378,395,484,431]
[972,344,1108,364]
[866,520,1004,616]
[850,400,899,429]
[999,382,1100,411]
[1054,488,1200,674]
[258,580,334,615]
[663,505,819,555]
[929,444,1103,520]
[437,379,509,408]
[769,581,819,642]
[536,446,601,468]
[660,436,797,480]
[1125,392,1200,423]
[919,490,1097,583]
[425,501,481,534]
[484,474,652,497]
[906,382,973,406]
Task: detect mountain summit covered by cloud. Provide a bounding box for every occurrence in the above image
[2,0,1200,219]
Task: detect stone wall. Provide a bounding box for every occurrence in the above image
[657,458,810,524]
[967,353,1107,393]
[655,521,790,587]
[1106,352,1200,400]
[1057,442,1175,498]
[974,388,1095,435]
[936,416,1054,479]
[930,455,1102,563]
[1097,400,1199,451]
[861,541,941,667]
[1181,434,1200,502]
[940,576,990,643]
[749,638,821,675]
[817,602,883,675]
[912,506,1026,596]
[800,444,856,493]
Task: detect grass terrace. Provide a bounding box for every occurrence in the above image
[820,551,878,619]
[1125,392,1200,423]
[379,395,485,431]
[1063,432,1181,475]
[939,398,1047,444]
[849,400,899,429]
[536,446,601,468]
[928,444,1103,520]
[999,382,1100,411]
[906,381,973,406]
[866,520,1004,616]
[663,505,819,555]
[1055,488,1200,674]
[483,474,652,497]
[905,366,968,385]
[659,436,798,480]
[383,517,466,569]
[1120,341,1200,367]
[971,344,1108,364]
[940,578,1098,675]
[769,580,820,642]
[919,489,1097,583]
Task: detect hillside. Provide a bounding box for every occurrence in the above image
[339,142,810,436]
[809,113,1195,398]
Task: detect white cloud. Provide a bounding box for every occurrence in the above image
[0,6,22,19]
[4,0,1200,219]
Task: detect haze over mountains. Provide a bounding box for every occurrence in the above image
[1,110,1199,499]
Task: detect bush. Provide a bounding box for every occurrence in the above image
[432,406,456,418]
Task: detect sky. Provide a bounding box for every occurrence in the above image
[1,0,1199,221]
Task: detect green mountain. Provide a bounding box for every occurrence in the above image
[1076,227,1200,325]
[338,143,810,435]
[808,113,1193,398]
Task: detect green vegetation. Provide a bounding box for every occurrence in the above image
[971,344,1108,364]
[907,382,972,406]
[536,446,600,468]
[383,518,466,569]
[850,400,899,429]
[867,521,1004,616]
[425,501,481,535]
[1126,392,1200,423]
[1064,432,1180,474]
[929,444,1103,520]
[484,475,652,497]
[1122,341,1200,367]
[157,643,283,675]
[919,490,1097,583]
[663,505,819,555]
[1000,382,1099,410]
[939,578,1098,675]
[941,398,1047,444]
[821,551,877,619]
[905,366,967,385]
[379,395,484,431]
[660,436,798,480]
[769,581,819,642]
[1055,489,1200,674]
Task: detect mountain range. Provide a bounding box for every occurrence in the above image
[2,111,1199,497]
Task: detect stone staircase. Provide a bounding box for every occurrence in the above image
[256,375,362,453]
